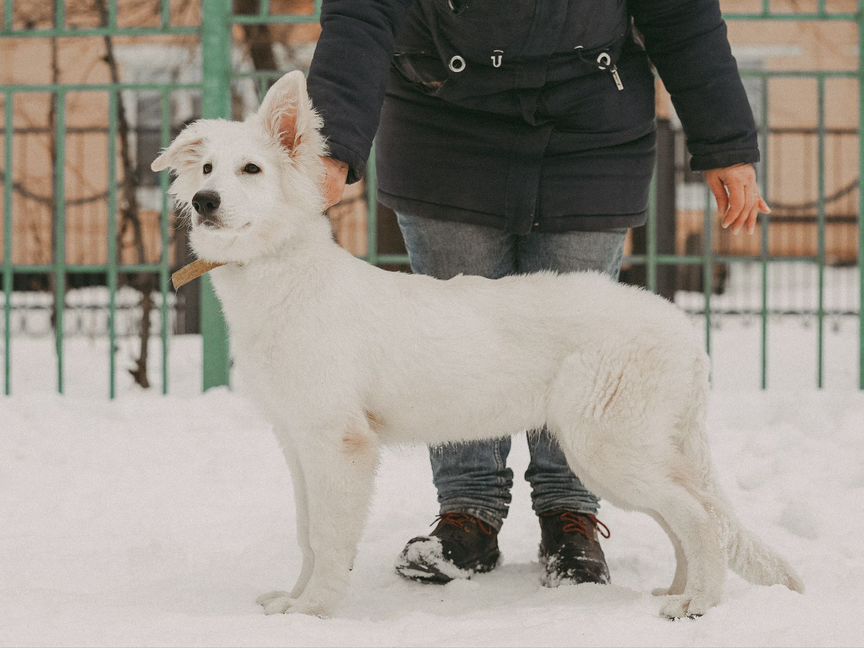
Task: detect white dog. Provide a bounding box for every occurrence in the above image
[152,70,803,619]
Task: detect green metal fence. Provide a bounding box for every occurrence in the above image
[1,1,862,396]
[1,2,202,398]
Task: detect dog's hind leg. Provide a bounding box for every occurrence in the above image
[559,439,724,617]
[548,349,725,617]
[649,511,688,597]
[263,413,380,617]
[644,480,726,618]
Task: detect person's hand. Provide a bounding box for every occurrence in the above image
[322,157,349,209]
[703,163,770,235]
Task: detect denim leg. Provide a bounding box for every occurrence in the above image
[526,430,599,514]
[517,228,627,516]
[430,438,513,530]
[396,212,517,530]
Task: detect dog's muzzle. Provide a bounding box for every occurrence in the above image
[192,190,222,227]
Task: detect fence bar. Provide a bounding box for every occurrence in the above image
[11,263,169,273]
[3,91,13,395]
[725,13,858,21]
[760,75,770,390]
[366,147,379,266]
[200,0,232,390]
[703,188,713,361]
[230,14,319,25]
[4,0,12,32]
[0,83,201,93]
[161,0,171,29]
[817,77,826,388]
[860,9,864,390]
[53,90,66,394]
[54,0,64,30]
[0,26,198,38]
[646,173,657,292]
[739,70,857,79]
[260,0,271,17]
[107,90,118,399]
[107,0,118,29]
[374,254,410,266]
[160,89,171,394]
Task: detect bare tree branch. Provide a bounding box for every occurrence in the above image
[96,0,155,389]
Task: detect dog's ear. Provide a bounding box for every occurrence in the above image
[151,123,205,172]
[257,70,319,155]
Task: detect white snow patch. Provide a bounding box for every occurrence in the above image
[2,306,864,646]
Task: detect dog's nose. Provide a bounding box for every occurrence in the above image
[191,190,221,225]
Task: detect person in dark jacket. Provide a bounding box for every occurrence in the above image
[306,0,769,586]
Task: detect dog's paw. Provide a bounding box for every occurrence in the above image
[288,599,331,618]
[659,594,715,619]
[256,590,294,615]
[651,585,685,597]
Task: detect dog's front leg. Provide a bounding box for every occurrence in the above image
[257,431,315,614]
[261,416,379,617]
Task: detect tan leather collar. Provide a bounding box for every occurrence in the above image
[171,259,226,290]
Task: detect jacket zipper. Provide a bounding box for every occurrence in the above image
[610,65,623,91]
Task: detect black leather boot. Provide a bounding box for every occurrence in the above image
[538,511,611,586]
[395,512,501,583]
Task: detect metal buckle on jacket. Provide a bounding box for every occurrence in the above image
[595,51,624,91]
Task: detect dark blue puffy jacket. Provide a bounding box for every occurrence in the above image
[308,0,758,233]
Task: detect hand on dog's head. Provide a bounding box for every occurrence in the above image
[152,70,327,265]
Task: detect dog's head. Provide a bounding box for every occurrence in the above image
[151,70,326,264]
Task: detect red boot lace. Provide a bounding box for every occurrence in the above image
[557,512,611,540]
[432,512,495,536]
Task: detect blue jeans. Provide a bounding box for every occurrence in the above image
[396,213,627,531]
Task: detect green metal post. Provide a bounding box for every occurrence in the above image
[107,0,118,28]
[160,90,171,394]
[760,76,770,390]
[817,77,826,388]
[161,0,171,29]
[859,8,864,390]
[54,90,66,394]
[646,173,658,293]
[108,90,118,398]
[703,187,713,362]
[54,0,64,30]
[3,91,13,395]
[366,146,379,266]
[201,0,232,390]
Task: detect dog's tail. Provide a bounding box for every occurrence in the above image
[714,495,805,593]
[682,358,805,594]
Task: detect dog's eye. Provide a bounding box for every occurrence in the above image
[243,163,261,174]
[203,163,212,174]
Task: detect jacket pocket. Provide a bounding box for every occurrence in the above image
[392,51,451,96]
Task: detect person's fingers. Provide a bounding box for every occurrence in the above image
[723,179,746,228]
[744,202,760,235]
[740,195,771,236]
[732,187,758,234]
[706,174,729,216]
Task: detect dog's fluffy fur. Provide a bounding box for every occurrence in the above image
[153,71,803,619]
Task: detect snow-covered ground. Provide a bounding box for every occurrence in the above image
[2,278,864,646]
